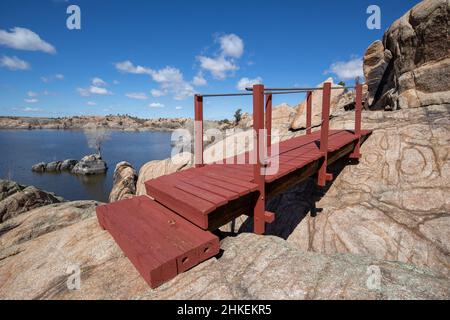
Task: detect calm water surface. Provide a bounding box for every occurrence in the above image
[0,130,172,202]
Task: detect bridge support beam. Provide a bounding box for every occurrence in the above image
[253,84,266,235]
[350,83,363,159]
[318,82,332,186]
[194,95,204,168]
[306,91,312,135]
[265,93,272,148]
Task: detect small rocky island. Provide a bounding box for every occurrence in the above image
[32,154,107,175]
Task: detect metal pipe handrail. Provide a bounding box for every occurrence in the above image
[246,86,355,91]
[195,93,253,98]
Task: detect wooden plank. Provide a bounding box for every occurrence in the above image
[96,196,219,288]
[145,180,214,229]
[175,181,229,207]
[178,177,241,200]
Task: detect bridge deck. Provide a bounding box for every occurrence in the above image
[145,129,371,230]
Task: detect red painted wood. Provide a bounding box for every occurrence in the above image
[252,84,266,234]
[318,82,331,186]
[96,196,219,288]
[194,95,204,168]
[306,91,312,135]
[350,84,363,158]
[265,93,272,148]
[145,180,214,229]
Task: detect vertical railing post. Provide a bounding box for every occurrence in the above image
[306,90,312,135]
[318,82,332,186]
[194,94,204,168]
[265,93,272,148]
[350,84,362,159]
[253,84,266,235]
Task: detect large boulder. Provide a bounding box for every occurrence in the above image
[31,162,46,172]
[363,40,394,108]
[45,161,62,172]
[0,180,24,201]
[71,154,107,175]
[366,0,450,110]
[285,104,450,277]
[109,161,137,202]
[60,159,78,171]
[0,186,64,222]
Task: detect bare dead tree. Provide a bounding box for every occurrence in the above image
[83,125,111,157]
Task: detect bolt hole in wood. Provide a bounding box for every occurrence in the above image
[204,247,210,253]
[182,257,189,264]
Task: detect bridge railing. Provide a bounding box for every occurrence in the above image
[194,82,363,234]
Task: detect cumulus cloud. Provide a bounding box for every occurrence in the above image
[91,77,106,86]
[116,61,194,100]
[149,102,165,108]
[198,56,238,80]
[0,27,56,54]
[41,73,64,83]
[150,89,166,98]
[0,55,30,70]
[24,98,38,103]
[219,34,244,58]
[326,57,364,81]
[192,72,207,86]
[77,86,112,96]
[126,92,148,100]
[27,91,38,97]
[86,101,97,106]
[197,33,244,80]
[236,77,262,90]
[175,106,183,110]
[115,60,152,75]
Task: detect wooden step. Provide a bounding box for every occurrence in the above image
[96,196,219,288]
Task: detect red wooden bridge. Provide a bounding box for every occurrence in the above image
[96,82,372,288]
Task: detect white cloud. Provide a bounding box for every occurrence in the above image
[23,107,42,112]
[150,89,166,97]
[0,55,30,70]
[236,77,262,90]
[77,85,112,96]
[24,98,38,103]
[149,102,165,108]
[192,72,207,86]
[91,77,106,86]
[219,34,244,58]
[27,91,38,97]
[115,60,152,75]
[116,61,194,100]
[126,92,148,100]
[41,73,64,83]
[326,57,364,81]
[197,33,244,80]
[0,27,56,54]
[175,106,183,110]
[112,80,120,85]
[86,101,97,106]
[198,55,238,80]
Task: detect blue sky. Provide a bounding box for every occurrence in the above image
[0,0,419,120]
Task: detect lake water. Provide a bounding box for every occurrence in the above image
[0,130,173,202]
